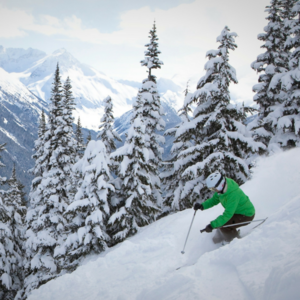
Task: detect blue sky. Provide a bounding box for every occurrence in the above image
[0,0,270,105]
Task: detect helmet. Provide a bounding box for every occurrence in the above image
[206,172,225,191]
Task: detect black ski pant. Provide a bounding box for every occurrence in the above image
[219,214,255,241]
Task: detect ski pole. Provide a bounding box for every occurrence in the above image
[181,210,197,254]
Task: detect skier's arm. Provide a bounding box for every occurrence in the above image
[210,197,239,228]
[202,193,220,210]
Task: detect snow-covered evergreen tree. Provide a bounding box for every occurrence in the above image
[108,22,165,242]
[86,131,92,145]
[0,143,17,300]
[61,76,78,205]
[133,80,165,209]
[75,117,84,160]
[24,64,73,297]
[39,109,46,138]
[62,76,76,164]
[2,165,27,300]
[56,140,112,271]
[139,21,165,208]
[16,180,26,208]
[71,116,85,206]
[0,195,12,300]
[180,26,265,204]
[98,95,121,155]
[250,0,291,148]
[161,84,194,213]
[109,112,161,243]
[140,21,163,81]
[280,0,298,45]
[30,110,47,178]
[270,1,300,148]
[0,143,6,182]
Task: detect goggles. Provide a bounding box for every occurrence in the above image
[208,175,224,192]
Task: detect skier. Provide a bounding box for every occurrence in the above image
[194,172,255,243]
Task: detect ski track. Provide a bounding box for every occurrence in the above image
[28,148,300,300]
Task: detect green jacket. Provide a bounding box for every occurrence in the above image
[202,178,255,228]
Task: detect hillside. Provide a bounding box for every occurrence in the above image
[27,148,300,300]
[0,67,48,195]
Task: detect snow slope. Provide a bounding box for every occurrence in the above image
[28,148,300,300]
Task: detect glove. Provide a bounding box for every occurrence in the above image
[204,224,213,233]
[194,203,204,211]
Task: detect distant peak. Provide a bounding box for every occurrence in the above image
[52,48,68,55]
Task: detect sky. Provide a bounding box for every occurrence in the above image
[0,0,271,106]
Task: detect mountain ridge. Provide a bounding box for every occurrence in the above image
[0,45,184,130]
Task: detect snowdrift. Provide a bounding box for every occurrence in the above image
[28,148,300,300]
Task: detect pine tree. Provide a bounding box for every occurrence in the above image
[109,112,161,243]
[272,1,300,148]
[0,143,18,300]
[0,195,12,300]
[98,95,121,154]
[75,117,84,160]
[62,76,77,164]
[86,131,92,145]
[161,84,194,213]
[39,109,46,137]
[22,109,49,298]
[0,143,6,181]
[140,21,163,82]
[71,116,85,207]
[24,64,73,297]
[250,0,289,148]
[61,76,77,204]
[139,21,165,208]
[16,180,27,208]
[280,0,298,51]
[56,140,112,271]
[29,110,47,180]
[2,165,27,300]
[108,22,165,237]
[180,26,265,204]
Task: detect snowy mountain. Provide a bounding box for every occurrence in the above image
[6,48,137,130]
[0,46,185,130]
[0,46,46,73]
[0,45,185,197]
[27,147,300,300]
[0,67,48,196]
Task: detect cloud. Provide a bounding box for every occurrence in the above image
[0,6,34,38]
[0,0,269,99]
[0,1,268,48]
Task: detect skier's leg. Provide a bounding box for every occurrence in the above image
[219,227,239,242]
[229,214,255,230]
[220,214,255,242]
[212,229,224,244]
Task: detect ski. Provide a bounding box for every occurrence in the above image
[251,217,268,229]
[220,218,268,229]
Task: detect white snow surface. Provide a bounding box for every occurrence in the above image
[28,148,300,300]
